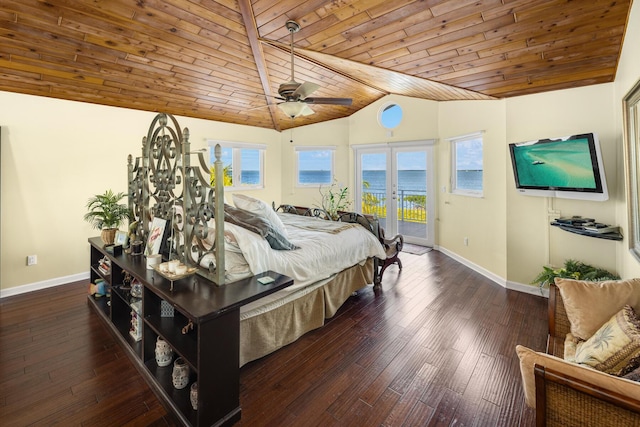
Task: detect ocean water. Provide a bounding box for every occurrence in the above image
[241,170,483,192]
[362,170,483,193]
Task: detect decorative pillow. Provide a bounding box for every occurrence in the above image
[623,365,640,382]
[515,345,640,408]
[574,305,640,375]
[224,204,298,251]
[555,277,640,341]
[620,353,640,378]
[232,193,289,238]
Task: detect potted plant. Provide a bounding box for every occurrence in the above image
[84,190,131,244]
[532,259,620,292]
[317,179,351,220]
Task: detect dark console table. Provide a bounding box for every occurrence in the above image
[87,237,293,426]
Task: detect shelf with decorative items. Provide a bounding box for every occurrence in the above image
[87,236,294,427]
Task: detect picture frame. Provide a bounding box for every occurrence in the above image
[624,78,640,262]
[114,230,129,247]
[145,217,167,257]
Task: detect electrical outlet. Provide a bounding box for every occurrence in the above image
[27,255,37,266]
[464,237,469,246]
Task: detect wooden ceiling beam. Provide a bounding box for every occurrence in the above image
[237,0,280,131]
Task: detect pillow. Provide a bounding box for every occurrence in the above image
[623,364,640,382]
[200,225,242,253]
[223,204,298,251]
[620,353,640,378]
[232,193,289,238]
[515,345,640,408]
[574,305,640,375]
[555,277,640,340]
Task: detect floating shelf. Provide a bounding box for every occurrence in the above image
[550,222,623,241]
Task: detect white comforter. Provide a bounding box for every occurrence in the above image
[226,213,386,287]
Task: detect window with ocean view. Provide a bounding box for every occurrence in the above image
[296,147,335,186]
[450,132,483,196]
[208,141,265,189]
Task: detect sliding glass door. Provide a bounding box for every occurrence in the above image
[355,142,435,247]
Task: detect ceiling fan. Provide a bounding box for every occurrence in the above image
[274,20,352,118]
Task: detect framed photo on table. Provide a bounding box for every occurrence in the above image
[145,217,167,256]
[115,230,129,247]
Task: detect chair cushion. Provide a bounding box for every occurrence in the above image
[516,345,640,408]
[574,305,640,375]
[555,277,640,341]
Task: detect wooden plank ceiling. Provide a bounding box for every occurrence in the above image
[0,0,631,131]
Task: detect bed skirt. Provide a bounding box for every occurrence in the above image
[239,258,374,367]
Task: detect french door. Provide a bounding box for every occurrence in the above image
[354,141,435,247]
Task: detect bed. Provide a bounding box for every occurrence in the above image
[127,113,385,366]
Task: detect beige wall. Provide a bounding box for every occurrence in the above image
[348,94,439,146]
[614,0,640,279]
[278,117,351,209]
[437,100,508,278]
[0,92,280,293]
[504,84,619,285]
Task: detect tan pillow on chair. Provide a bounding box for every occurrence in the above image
[555,277,640,341]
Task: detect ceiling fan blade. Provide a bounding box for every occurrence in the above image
[292,81,320,100]
[300,104,315,116]
[304,97,353,106]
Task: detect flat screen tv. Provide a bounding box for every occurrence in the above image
[509,133,608,201]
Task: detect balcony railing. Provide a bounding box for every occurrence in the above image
[361,189,427,222]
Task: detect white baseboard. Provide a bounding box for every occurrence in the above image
[2,250,548,300]
[506,280,549,298]
[0,272,89,299]
[435,247,548,298]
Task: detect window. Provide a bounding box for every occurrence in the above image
[295,146,335,186]
[378,103,403,129]
[449,132,483,196]
[624,79,640,262]
[208,141,265,189]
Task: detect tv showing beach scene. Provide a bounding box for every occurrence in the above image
[511,137,598,190]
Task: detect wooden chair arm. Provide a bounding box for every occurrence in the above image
[382,234,403,252]
[534,364,640,426]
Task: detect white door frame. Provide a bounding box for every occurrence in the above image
[353,140,435,247]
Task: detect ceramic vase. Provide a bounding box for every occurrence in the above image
[172,357,190,389]
[190,382,198,410]
[155,337,173,367]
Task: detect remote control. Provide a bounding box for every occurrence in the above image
[257,276,275,285]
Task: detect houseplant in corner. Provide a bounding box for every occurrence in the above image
[84,190,131,245]
[532,259,620,292]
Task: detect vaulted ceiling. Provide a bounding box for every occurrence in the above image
[0,0,632,131]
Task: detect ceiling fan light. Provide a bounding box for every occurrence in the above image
[278,101,306,118]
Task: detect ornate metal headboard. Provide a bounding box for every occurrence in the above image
[128,113,226,284]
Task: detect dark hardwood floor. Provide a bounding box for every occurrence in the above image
[0,250,547,426]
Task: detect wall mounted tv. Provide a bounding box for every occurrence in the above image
[509,133,608,201]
